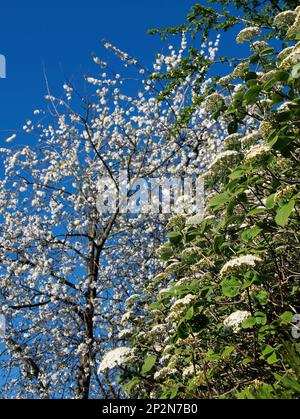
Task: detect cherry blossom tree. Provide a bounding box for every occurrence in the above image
[0,36,224,398]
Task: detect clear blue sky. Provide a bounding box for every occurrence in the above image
[0,0,199,139]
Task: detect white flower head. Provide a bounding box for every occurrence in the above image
[245,144,271,164]
[251,41,269,51]
[220,254,262,277]
[274,10,296,27]
[223,310,251,333]
[208,150,240,178]
[241,131,261,149]
[203,93,225,114]
[236,27,260,44]
[98,347,131,373]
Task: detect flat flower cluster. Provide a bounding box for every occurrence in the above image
[223,311,251,333]
[166,294,196,322]
[98,347,132,373]
[207,150,240,178]
[236,27,260,43]
[203,93,225,114]
[286,6,300,37]
[274,10,297,27]
[244,144,272,164]
[220,255,262,277]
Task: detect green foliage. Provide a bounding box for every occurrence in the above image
[119,1,300,399]
[141,355,157,374]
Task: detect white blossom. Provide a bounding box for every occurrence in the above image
[220,255,262,277]
[223,311,251,333]
[236,27,260,43]
[98,347,131,373]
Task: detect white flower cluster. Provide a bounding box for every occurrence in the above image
[103,41,138,65]
[241,131,261,149]
[172,294,196,309]
[125,294,140,307]
[154,366,177,380]
[251,41,269,51]
[276,46,294,66]
[274,10,297,27]
[245,144,271,164]
[0,314,5,337]
[173,194,196,215]
[220,255,262,277]
[98,347,132,373]
[182,365,200,380]
[259,121,273,139]
[148,324,167,337]
[165,261,182,274]
[203,93,225,114]
[218,74,233,85]
[118,328,133,340]
[207,150,240,178]
[4,133,16,143]
[186,213,205,225]
[278,44,300,71]
[166,294,196,322]
[223,310,251,333]
[236,27,260,44]
[232,62,248,78]
[259,70,277,84]
[286,7,300,37]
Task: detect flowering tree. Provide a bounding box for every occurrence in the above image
[115,4,300,399]
[0,35,224,398]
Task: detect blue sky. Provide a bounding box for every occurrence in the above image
[0,0,199,140]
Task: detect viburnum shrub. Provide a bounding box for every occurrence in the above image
[114,5,300,399]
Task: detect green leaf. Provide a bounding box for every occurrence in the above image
[170,385,180,399]
[221,346,235,359]
[228,120,238,134]
[124,378,140,394]
[241,357,252,365]
[205,349,221,362]
[274,374,300,393]
[244,71,257,81]
[229,168,246,180]
[291,63,300,79]
[209,192,231,209]
[141,355,157,374]
[185,306,194,321]
[242,316,257,329]
[266,193,275,209]
[167,231,183,245]
[267,351,278,365]
[275,199,295,227]
[246,207,266,216]
[274,70,289,82]
[221,277,241,297]
[255,311,267,326]
[280,311,293,324]
[243,86,261,105]
[261,345,278,365]
[241,226,262,242]
[191,313,209,332]
[213,234,225,252]
[177,321,190,339]
[254,290,269,306]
